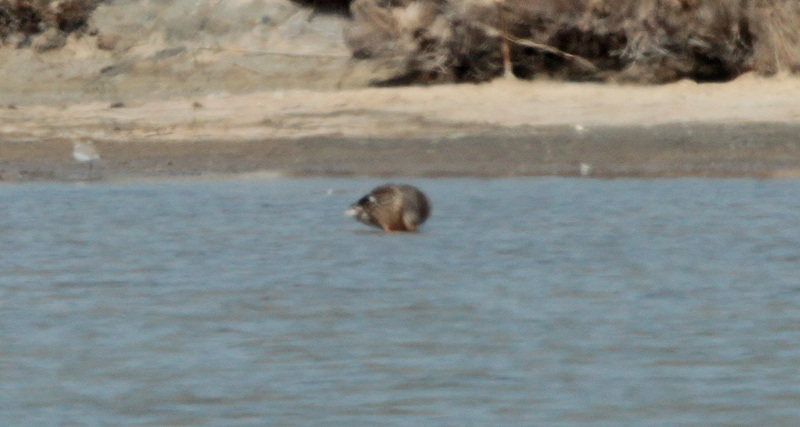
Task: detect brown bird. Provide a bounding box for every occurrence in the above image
[346,184,431,232]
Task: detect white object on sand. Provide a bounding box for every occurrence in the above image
[73,141,101,179]
[73,141,100,163]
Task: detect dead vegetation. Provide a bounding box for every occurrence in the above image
[345,0,800,85]
[0,0,101,47]
[290,0,352,14]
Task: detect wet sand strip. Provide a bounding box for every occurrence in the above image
[2,122,800,182]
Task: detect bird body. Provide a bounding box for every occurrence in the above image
[346,184,431,232]
[73,141,100,163]
[72,141,101,180]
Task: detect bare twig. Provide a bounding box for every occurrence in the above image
[495,0,515,79]
[504,33,599,72]
[475,22,599,73]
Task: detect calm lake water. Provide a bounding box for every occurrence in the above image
[2,178,800,426]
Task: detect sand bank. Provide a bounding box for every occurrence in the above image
[2,76,800,181]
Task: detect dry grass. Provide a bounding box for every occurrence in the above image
[345,0,800,84]
[749,0,800,74]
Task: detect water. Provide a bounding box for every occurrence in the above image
[2,178,800,426]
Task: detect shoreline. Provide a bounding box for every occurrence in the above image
[2,1,800,183]
[3,122,800,182]
[3,78,800,182]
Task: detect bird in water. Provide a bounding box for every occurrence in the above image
[346,184,431,232]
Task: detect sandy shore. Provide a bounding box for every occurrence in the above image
[3,76,800,181]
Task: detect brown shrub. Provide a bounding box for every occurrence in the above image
[53,0,100,33]
[290,0,352,14]
[0,1,45,39]
[346,0,800,85]
[0,0,101,46]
